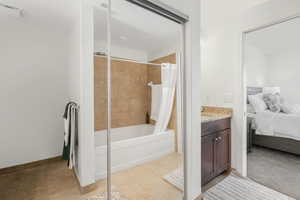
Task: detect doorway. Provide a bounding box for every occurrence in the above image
[242,15,300,199]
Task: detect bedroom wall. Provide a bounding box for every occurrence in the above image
[244,46,300,105]
[0,21,71,169]
[266,50,300,104]
[245,44,268,87]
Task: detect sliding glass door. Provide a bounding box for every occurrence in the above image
[93,1,109,197]
[96,0,189,199]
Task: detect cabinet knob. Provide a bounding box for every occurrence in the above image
[215,137,222,142]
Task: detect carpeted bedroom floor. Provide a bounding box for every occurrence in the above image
[248,146,300,200]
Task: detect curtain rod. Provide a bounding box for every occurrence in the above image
[94,53,163,67]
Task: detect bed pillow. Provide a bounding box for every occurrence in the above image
[281,104,300,114]
[263,93,281,113]
[248,93,267,113]
[247,104,256,114]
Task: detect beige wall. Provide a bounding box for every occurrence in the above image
[94,57,148,131]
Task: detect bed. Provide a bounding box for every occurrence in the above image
[247,87,300,155]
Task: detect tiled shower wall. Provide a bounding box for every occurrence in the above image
[94,53,176,132]
[94,57,148,131]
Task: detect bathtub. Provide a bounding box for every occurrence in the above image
[95,124,175,179]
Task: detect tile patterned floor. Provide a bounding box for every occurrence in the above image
[0,153,183,200]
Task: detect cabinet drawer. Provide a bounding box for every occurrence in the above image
[201,118,230,136]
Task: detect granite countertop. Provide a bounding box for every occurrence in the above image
[201,106,233,123]
[201,113,232,123]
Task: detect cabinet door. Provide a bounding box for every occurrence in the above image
[215,130,230,175]
[201,133,216,185]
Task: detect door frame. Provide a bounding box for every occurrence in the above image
[240,13,300,177]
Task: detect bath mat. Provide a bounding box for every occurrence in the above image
[163,168,184,191]
[164,169,295,200]
[204,173,295,200]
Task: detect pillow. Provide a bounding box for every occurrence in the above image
[248,93,267,113]
[281,104,300,114]
[247,104,256,114]
[263,93,281,113]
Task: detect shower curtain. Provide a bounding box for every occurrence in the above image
[154,63,177,134]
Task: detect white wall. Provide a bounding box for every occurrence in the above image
[69,25,81,104]
[245,44,300,105]
[0,21,71,168]
[68,3,81,178]
[94,40,179,62]
[94,40,148,61]
[200,0,270,108]
[147,44,179,61]
[266,50,300,104]
[245,44,268,87]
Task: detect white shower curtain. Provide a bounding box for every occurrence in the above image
[154,63,177,134]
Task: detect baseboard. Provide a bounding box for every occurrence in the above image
[96,149,174,180]
[1,156,98,194]
[80,183,98,194]
[71,168,97,194]
[0,156,62,175]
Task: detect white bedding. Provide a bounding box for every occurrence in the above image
[254,111,300,141]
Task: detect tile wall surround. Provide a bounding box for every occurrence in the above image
[94,54,177,132]
[94,57,148,131]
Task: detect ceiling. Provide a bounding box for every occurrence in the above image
[246,16,300,56]
[1,0,180,57]
[0,0,78,30]
[93,0,181,56]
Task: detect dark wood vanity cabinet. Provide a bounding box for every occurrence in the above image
[201,118,231,186]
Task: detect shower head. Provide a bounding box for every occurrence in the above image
[0,2,24,17]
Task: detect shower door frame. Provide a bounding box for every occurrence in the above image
[82,0,201,199]
[105,1,190,199]
[106,2,190,200]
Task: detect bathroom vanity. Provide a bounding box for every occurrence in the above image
[201,113,231,186]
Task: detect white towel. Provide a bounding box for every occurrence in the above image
[63,102,78,169]
[69,107,76,169]
[64,105,71,146]
[151,84,162,121]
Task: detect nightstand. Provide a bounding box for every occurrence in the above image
[247,113,255,153]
